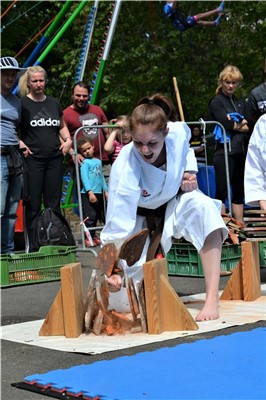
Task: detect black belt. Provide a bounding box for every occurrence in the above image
[1,145,22,155]
[137,203,167,261]
[1,146,10,155]
[137,203,167,218]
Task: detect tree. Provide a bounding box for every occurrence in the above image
[1,1,265,121]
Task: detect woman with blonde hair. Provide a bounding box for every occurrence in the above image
[209,65,250,223]
[18,66,73,251]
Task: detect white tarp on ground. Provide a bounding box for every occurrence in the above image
[1,286,266,355]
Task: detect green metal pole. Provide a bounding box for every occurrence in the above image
[45,0,73,37]
[90,59,106,105]
[22,0,72,67]
[35,0,88,65]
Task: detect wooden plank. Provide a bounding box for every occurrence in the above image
[220,241,261,301]
[84,288,98,333]
[128,277,140,316]
[143,259,165,334]
[95,280,112,326]
[118,229,149,266]
[143,258,198,334]
[96,243,118,276]
[246,238,266,242]
[220,260,244,300]
[244,210,266,215]
[241,241,261,301]
[137,280,147,333]
[61,263,84,338]
[39,288,65,336]
[159,275,198,331]
[242,227,266,232]
[92,309,103,335]
[124,272,137,321]
[244,217,266,222]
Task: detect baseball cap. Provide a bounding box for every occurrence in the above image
[0,57,27,76]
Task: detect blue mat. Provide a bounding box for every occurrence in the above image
[22,328,266,399]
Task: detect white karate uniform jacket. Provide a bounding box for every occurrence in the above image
[101,121,227,282]
[244,114,266,206]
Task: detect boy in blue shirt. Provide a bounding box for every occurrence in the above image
[164,1,225,32]
[77,137,108,247]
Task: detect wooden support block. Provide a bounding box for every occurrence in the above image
[39,288,65,336]
[39,263,84,337]
[220,241,261,301]
[143,258,198,334]
[61,263,84,338]
[220,260,244,300]
[242,241,261,300]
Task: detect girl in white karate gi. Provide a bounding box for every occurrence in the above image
[244,113,266,211]
[101,94,228,322]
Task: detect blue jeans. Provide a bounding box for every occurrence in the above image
[1,155,22,254]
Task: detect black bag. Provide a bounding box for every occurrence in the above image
[35,208,76,248]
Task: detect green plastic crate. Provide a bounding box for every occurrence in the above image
[166,242,242,277]
[0,246,77,287]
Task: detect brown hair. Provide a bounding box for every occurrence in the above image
[130,93,177,133]
[77,137,94,153]
[109,115,130,132]
[215,65,243,95]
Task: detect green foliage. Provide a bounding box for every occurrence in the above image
[1,0,265,121]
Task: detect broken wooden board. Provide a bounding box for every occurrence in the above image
[137,279,148,333]
[84,289,98,333]
[96,243,118,276]
[118,229,149,266]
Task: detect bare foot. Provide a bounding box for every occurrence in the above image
[195,297,219,322]
[106,274,122,293]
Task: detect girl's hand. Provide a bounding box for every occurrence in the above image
[181,172,198,192]
[88,191,97,203]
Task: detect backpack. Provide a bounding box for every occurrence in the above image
[35,208,76,248]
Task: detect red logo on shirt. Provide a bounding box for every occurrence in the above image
[142,190,151,197]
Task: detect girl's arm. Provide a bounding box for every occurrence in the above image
[104,129,119,154]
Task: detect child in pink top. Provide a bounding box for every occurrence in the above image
[104,115,132,163]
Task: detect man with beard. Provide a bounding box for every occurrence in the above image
[63,81,110,179]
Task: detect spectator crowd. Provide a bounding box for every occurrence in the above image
[1,54,266,322]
